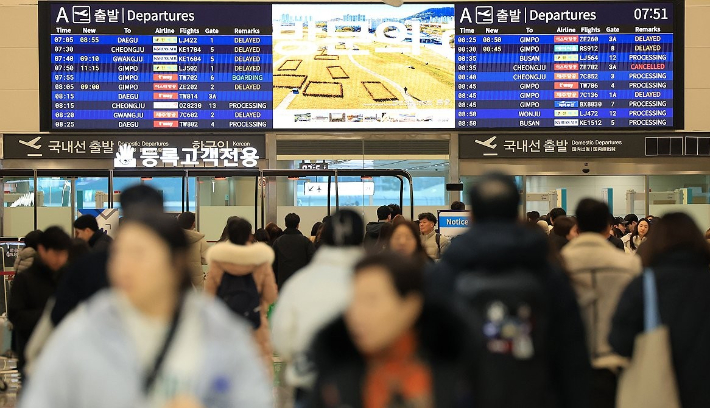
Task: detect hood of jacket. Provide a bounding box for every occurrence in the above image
[309,246,364,269]
[312,301,471,374]
[206,241,274,272]
[18,247,36,260]
[183,229,205,245]
[441,221,548,272]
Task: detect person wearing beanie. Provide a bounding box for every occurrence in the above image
[271,210,365,406]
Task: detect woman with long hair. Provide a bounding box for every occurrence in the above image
[624,217,651,254]
[265,222,283,247]
[309,222,322,243]
[610,213,710,408]
[20,213,271,408]
[388,218,432,266]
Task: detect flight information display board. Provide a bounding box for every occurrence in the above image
[39,1,682,131]
[43,3,272,130]
[454,2,677,129]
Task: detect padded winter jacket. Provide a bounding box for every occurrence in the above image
[13,247,36,274]
[205,242,277,376]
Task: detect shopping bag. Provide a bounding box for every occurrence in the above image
[616,269,680,408]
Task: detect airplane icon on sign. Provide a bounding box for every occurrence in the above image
[475,136,498,156]
[19,137,42,150]
[72,6,91,24]
[476,6,494,24]
[475,136,497,149]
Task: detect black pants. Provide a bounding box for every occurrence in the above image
[592,368,618,408]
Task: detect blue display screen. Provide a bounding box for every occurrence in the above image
[454,2,676,129]
[40,1,680,131]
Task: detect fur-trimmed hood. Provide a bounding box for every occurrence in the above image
[207,241,274,268]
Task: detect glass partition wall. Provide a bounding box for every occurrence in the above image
[274,159,448,232]
[6,171,709,239]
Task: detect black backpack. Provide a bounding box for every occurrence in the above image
[216,273,261,329]
[455,268,551,408]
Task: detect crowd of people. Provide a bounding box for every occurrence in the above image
[5,173,710,408]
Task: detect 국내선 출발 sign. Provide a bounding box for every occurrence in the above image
[2,134,265,168]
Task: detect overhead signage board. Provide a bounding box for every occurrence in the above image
[459,133,710,158]
[40,1,682,131]
[304,181,375,196]
[2,133,265,168]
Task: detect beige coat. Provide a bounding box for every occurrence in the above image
[561,233,642,369]
[205,242,277,377]
[183,229,208,289]
[420,230,450,260]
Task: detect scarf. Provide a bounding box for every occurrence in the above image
[364,331,433,408]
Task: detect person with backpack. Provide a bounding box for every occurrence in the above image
[429,172,591,408]
[418,212,450,261]
[205,217,277,376]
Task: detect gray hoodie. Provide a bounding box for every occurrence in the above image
[20,290,272,408]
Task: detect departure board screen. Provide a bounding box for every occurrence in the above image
[454,2,677,129]
[39,1,682,131]
[43,3,272,130]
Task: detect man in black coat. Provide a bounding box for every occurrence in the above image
[8,226,71,373]
[73,214,113,252]
[428,173,591,408]
[363,206,391,250]
[272,213,315,287]
[51,185,164,325]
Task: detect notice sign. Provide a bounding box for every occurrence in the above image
[3,134,265,168]
[438,210,470,237]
